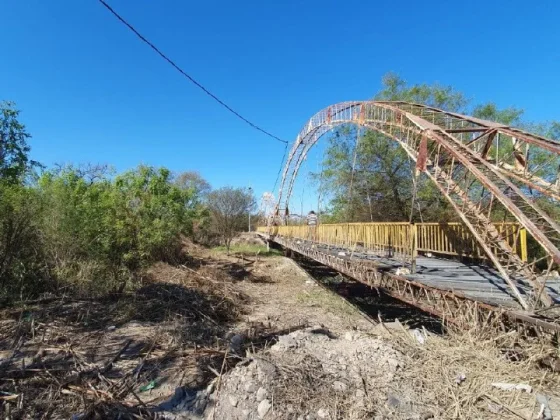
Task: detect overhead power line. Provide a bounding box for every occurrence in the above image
[272,143,288,192]
[98,0,288,145]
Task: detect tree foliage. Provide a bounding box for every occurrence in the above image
[0,162,203,300]
[207,187,255,253]
[173,170,212,198]
[317,73,560,224]
[0,101,214,301]
[378,73,468,111]
[0,182,48,299]
[0,101,39,183]
[172,171,212,241]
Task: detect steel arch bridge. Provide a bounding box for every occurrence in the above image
[272,101,560,312]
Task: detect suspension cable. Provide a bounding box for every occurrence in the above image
[317,146,327,223]
[347,126,362,221]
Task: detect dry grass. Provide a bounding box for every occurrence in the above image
[270,352,357,418]
[0,256,253,419]
[239,322,560,420]
[295,289,360,318]
[375,320,560,419]
[3,239,559,419]
[212,244,282,257]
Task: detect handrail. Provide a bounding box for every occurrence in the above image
[416,222,526,262]
[256,222,527,265]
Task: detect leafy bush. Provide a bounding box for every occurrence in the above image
[1,101,212,302]
[36,165,199,295]
[0,164,203,302]
[112,165,199,267]
[0,182,50,302]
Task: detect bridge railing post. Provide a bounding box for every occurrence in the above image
[520,227,528,263]
[411,223,418,274]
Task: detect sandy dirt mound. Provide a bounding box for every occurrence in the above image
[206,326,409,420]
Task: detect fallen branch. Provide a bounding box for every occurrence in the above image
[180,265,220,284]
[102,339,133,374]
[483,393,528,420]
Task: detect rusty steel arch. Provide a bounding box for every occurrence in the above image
[274,101,560,310]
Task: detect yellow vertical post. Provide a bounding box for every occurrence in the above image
[520,227,528,262]
[411,223,418,273]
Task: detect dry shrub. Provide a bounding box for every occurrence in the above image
[380,322,560,419]
[271,352,360,418]
[0,256,251,419]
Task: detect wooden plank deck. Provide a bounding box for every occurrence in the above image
[275,237,560,309]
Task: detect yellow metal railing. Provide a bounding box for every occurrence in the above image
[257,222,527,262]
[416,222,527,262]
[317,223,413,256]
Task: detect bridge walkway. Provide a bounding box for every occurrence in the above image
[268,237,560,310]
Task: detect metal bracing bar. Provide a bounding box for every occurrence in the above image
[466,129,495,148]
[480,131,498,159]
[447,127,489,133]
[274,101,559,309]
[272,235,560,334]
[369,123,534,308]
[422,127,560,267]
[386,102,560,199]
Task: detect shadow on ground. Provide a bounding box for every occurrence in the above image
[0,254,306,419]
[293,254,445,334]
[0,256,258,419]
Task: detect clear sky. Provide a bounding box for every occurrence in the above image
[1,0,559,210]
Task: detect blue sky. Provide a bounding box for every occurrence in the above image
[2,0,559,211]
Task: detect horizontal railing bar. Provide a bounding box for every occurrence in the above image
[257,221,526,262]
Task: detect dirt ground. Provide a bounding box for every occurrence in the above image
[1,235,559,419]
[206,253,560,420]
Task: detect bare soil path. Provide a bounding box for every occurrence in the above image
[1,236,558,419]
[204,242,560,420]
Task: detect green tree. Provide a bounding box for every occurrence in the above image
[172,171,213,242]
[377,73,468,110]
[36,164,201,295]
[0,101,212,301]
[0,101,39,183]
[317,73,560,225]
[318,74,468,222]
[0,102,47,300]
[0,183,49,300]
[173,171,212,198]
[112,165,198,268]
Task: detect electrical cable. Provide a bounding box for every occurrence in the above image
[98,0,288,145]
[272,142,288,193]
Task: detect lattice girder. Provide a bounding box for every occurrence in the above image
[275,101,560,310]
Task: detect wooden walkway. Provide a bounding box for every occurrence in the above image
[269,237,560,310]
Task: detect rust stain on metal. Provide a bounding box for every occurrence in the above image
[268,235,560,335]
[273,101,560,310]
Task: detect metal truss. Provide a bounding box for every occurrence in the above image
[274,102,560,310]
[274,236,560,336]
[384,102,560,201]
